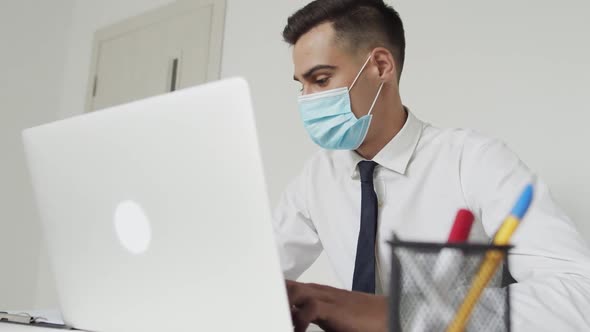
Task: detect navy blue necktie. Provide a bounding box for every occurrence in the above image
[352,160,378,293]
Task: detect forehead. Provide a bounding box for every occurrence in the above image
[292,22,350,77]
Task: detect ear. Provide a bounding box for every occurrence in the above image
[371,47,397,83]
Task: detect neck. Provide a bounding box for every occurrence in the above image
[355,93,407,160]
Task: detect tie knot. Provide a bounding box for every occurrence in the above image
[358,161,378,183]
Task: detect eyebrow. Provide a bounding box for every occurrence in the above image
[293,64,338,82]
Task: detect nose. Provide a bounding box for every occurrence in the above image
[300,85,311,96]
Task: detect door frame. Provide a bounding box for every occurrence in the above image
[84,0,226,112]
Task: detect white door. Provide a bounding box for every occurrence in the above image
[86,0,225,112]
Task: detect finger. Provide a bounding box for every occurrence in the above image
[305,283,348,302]
[285,279,298,295]
[286,282,324,331]
[287,281,316,308]
[292,298,330,332]
[291,306,310,332]
[286,281,334,307]
[285,280,299,307]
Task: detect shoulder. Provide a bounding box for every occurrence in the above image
[418,122,511,157]
[420,123,498,149]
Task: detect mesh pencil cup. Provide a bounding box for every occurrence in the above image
[389,237,512,332]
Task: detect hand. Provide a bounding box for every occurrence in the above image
[286,280,388,332]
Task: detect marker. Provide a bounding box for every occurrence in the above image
[410,209,475,331]
[432,209,475,288]
[433,209,475,286]
[447,184,534,332]
[447,209,475,243]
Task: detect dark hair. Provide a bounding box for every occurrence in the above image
[283,0,406,78]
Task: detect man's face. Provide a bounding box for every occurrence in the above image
[292,22,383,121]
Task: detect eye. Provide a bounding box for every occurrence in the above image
[315,77,330,87]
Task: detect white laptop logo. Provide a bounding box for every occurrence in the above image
[114,200,152,254]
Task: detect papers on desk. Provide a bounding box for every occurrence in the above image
[1,309,68,329]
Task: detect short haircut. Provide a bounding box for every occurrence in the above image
[283,0,406,79]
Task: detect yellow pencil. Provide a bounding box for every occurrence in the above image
[446,184,533,332]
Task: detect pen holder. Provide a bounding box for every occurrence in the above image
[388,238,512,332]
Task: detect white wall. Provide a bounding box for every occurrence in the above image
[0,0,73,309]
[4,0,589,309]
[394,0,590,238]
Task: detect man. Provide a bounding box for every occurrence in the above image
[273,0,590,331]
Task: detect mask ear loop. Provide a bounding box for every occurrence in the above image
[367,82,384,115]
[350,54,384,116]
[349,55,373,91]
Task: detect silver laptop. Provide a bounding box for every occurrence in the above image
[22,78,293,332]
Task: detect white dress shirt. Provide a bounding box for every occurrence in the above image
[272,111,590,331]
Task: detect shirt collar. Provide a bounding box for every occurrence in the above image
[339,109,424,178]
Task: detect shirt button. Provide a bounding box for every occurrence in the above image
[378,201,383,208]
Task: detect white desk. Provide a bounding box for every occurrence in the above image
[0,324,323,332]
[1,310,324,331]
[1,320,322,331]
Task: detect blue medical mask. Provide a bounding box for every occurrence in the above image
[298,55,384,150]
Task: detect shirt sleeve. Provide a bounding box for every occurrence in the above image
[460,135,590,331]
[272,161,323,280]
